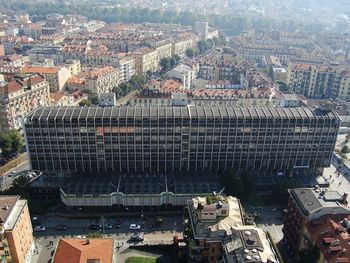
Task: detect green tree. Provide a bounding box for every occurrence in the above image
[0,133,12,158]
[240,170,254,198]
[299,245,320,263]
[263,66,271,76]
[197,40,208,54]
[185,48,194,58]
[221,169,246,199]
[170,57,176,68]
[173,55,181,64]
[272,179,299,206]
[277,81,289,92]
[79,99,92,106]
[341,145,350,154]
[160,57,171,72]
[9,130,23,153]
[90,96,99,105]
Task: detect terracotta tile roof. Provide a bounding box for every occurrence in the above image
[66,76,85,86]
[85,66,117,79]
[26,75,46,86]
[53,238,114,263]
[3,80,22,93]
[306,215,350,263]
[51,92,65,104]
[22,66,59,74]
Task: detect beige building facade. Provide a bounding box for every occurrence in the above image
[0,196,35,263]
[131,48,158,75]
[21,65,72,92]
[0,75,51,131]
[84,66,120,94]
[172,37,195,58]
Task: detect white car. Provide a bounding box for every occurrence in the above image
[34,225,46,232]
[9,171,17,177]
[129,224,141,230]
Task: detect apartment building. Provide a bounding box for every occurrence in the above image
[58,60,81,76]
[0,75,51,131]
[301,215,350,263]
[28,44,62,63]
[287,63,350,99]
[51,92,74,106]
[21,65,71,92]
[187,195,279,263]
[155,42,172,62]
[84,66,120,94]
[166,63,198,89]
[172,36,195,58]
[283,188,350,255]
[0,196,35,263]
[60,44,119,67]
[131,47,158,75]
[1,55,29,67]
[24,105,339,176]
[118,58,135,83]
[195,22,208,41]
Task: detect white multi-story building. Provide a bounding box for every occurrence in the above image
[119,58,135,83]
[166,63,198,89]
[195,22,208,41]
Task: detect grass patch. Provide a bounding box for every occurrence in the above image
[125,257,157,263]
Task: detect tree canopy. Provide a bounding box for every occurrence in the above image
[221,169,254,199]
[185,48,194,58]
[0,130,23,158]
[78,99,92,106]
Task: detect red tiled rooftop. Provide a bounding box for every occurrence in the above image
[306,215,350,263]
[22,66,59,74]
[53,238,114,263]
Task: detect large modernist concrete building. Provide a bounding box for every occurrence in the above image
[24,105,340,176]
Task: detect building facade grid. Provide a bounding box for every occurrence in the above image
[24,106,339,175]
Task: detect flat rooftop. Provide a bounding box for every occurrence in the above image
[61,174,222,195]
[25,105,339,121]
[290,188,350,216]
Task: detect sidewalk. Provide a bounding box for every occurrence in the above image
[0,153,27,176]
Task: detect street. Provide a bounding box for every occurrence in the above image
[245,206,284,243]
[31,215,183,263]
[0,160,30,191]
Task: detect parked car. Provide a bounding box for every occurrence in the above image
[103,224,112,229]
[129,224,141,230]
[8,171,17,177]
[34,225,46,232]
[89,224,101,230]
[130,233,144,241]
[114,224,122,229]
[55,224,68,230]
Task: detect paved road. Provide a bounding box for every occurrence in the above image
[0,160,30,191]
[31,215,183,263]
[246,206,284,243]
